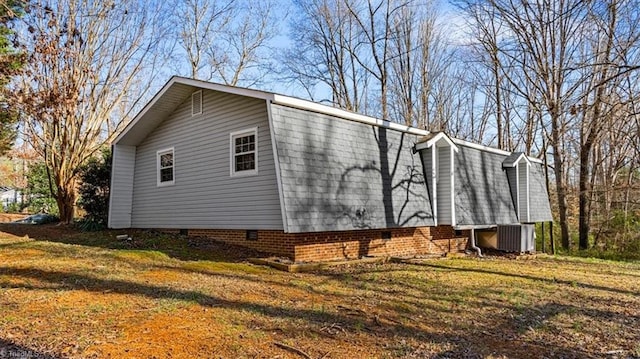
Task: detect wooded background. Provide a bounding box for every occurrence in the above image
[1,0,639,255]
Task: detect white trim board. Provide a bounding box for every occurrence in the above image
[114,76,544,165]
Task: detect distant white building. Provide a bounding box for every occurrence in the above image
[0,186,23,211]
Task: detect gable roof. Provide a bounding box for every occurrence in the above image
[502,152,531,167]
[415,132,459,152]
[115,76,545,168]
[115,76,427,146]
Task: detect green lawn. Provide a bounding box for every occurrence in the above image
[1,225,639,358]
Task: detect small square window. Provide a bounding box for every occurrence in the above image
[157,148,175,186]
[381,231,392,241]
[230,128,258,176]
[246,230,258,241]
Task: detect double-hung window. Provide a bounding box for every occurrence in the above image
[157,148,175,186]
[230,128,258,176]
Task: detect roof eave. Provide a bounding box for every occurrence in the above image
[272,94,430,136]
[113,76,277,146]
[414,132,459,152]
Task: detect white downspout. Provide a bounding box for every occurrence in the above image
[469,228,483,257]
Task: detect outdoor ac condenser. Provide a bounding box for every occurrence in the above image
[497,224,536,253]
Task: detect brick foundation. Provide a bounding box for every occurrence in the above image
[179,226,469,262]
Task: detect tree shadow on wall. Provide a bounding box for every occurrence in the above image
[288,122,433,257]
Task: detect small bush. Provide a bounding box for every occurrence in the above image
[77,148,111,231]
[76,218,105,232]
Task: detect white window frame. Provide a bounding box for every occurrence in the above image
[230,127,258,177]
[191,90,202,116]
[157,147,175,187]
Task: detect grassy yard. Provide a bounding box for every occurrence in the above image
[0,225,639,358]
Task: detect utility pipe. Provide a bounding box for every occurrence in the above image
[469,228,483,257]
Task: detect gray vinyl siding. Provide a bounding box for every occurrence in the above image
[454,145,519,226]
[518,163,529,222]
[506,167,518,212]
[529,163,553,222]
[130,90,282,229]
[270,104,434,232]
[437,146,453,225]
[109,144,136,228]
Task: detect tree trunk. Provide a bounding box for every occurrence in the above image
[493,54,503,149]
[578,139,593,250]
[55,183,76,224]
[542,117,557,254]
[550,110,571,249]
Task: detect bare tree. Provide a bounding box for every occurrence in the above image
[464,0,590,249]
[459,0,640,251]
[171,0,279,86]
[284,0,366,110]
[171,0,234,80]
[213,0,279,87]
[345,0,406,120]
[387,2,456,128]
[11,0,167,223]
[574,0,640,249]
[459,2,510,149]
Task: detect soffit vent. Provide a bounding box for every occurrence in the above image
[192,90,202,116]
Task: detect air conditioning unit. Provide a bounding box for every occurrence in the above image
[497,224,536,253]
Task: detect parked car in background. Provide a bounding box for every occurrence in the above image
[12,213,59,225]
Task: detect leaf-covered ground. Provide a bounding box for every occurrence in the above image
[0,224,639,358]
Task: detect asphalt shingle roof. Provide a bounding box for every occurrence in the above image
[271,104,435,232]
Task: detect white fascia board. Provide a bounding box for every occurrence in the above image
[173,77,275,101]
[453,138,511,157]
[520,154,532,165]
[113,76,276,145]
[117,75,546,169]
[414,141,430,151]
[416,132,458,152]
[503,153,532,168]
[452,138,544,164]
[272,94,430,136]
[113,78,177,144]
[453,224,499,230]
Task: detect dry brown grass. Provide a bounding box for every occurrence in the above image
[0,224,639,358]
[0,213,27,223]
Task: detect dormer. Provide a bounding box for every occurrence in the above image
[415,132,459,226]
[502,152,531,223]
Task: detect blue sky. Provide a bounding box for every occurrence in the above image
[163,0,468,98]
